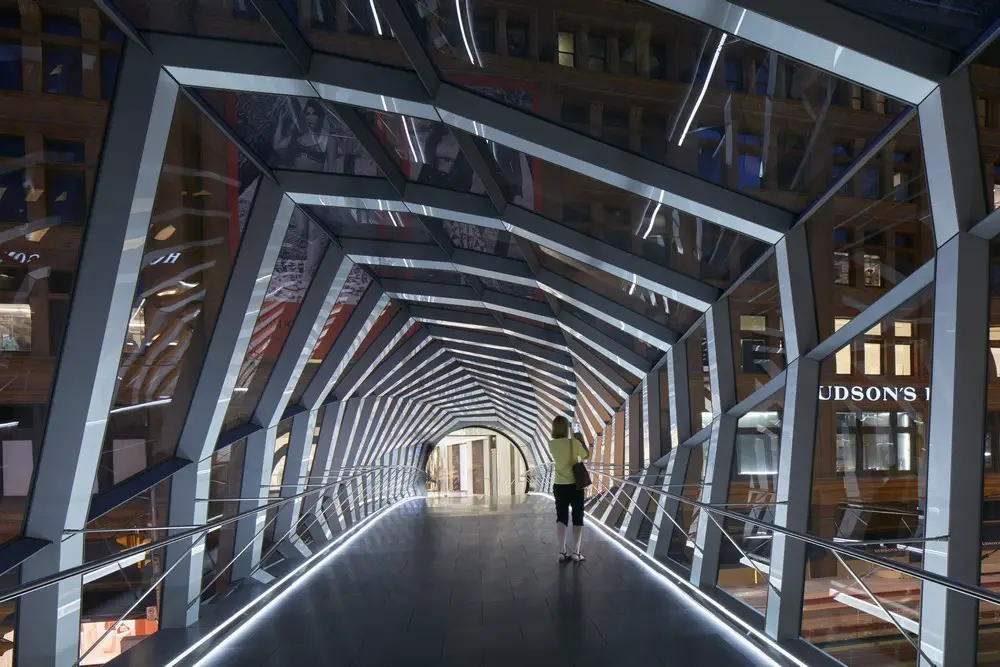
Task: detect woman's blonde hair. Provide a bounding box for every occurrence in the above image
[551,416,570,439]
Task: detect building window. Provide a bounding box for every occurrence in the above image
[740,315,766,332]
[44,139,85,164]
[0,40,21,90]
[980,97,991,128]
[0,304,31,352]
[101,52,119,100]
[560,101,589,125]
[863,341,882,375]
[619,38,635,75]
[894,343,912,376]
[991,326,1000,377]
[893,171,910,202]
[864,253,882,287]
[754,61,770,94]
[649,40,666,79]
[850,85,865,110]
[724,56,744,92]
[834,252,851,285]
[588,35,606,71]
[858,167,880,199]
[836,413,857,472]
[557,31,575,67]
[0,169,26,221]
[741,338,768,374]
[46,169,87,224]
[473,17,495,53]
[875,94,887,114]
[43,44,83,96]
[42,15,82,37]
[506,20,528,58]
[698,146,723,183]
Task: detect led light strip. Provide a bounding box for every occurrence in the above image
[528,492,808,667]
[168,497,420,667]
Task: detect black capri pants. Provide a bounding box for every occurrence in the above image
[553,483,585,526]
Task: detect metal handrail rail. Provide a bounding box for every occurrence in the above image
[526,463,1000,610]
[0,465,427,606]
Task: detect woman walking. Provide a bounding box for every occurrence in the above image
[548,416,590,563]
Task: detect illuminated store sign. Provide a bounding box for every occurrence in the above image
[819,385,929,402]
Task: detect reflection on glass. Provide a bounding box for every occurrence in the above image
[563,304,658,364]
[442,220,524,259]
[361,109,482,193]
[984,239,1000,595]
[370,265,465,284]
[114,0,285,42]
[286,0,411,67]
[537,244,698,334]
[404,1,910,212]
[0,4,123,547]
[687,324,712,430]
[289,265,372,405]
[261,419,293,564]
[828,0,997,52]
[803,287,932,660]
[808,117,933,342]
[96,96,254,493]
[200,437,246,602]
[196,90,381,177]
[729,254,785,402]
[480,137,769,290]
[666,442,706,569]
[309,207,433,243]
[80,478,171,662]
[223,210,331,432]
[719,391,783,615]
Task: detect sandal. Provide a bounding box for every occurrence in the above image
[569,552,586,563]
[558,551,571,563]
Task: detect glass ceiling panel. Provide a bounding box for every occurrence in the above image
[281,0,413,68]
[562,303,659,364]
[403,0,911,212]
[536,244,699,334]
[478,137,769,290]
[418,302,494,317]
[370,265,467,284]
[309,206,434,243]
[442,219,523,259]
[195,90,383,177]
[114,0,286,43]
[806,116,933,344]
[827,0,1000,52]
[358,108,481,192]
[480,276,542,301]
[223,209,331,432]
[289,264,372,405]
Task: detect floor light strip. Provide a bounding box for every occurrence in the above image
[166,497,419,667]
[528,492,807,667]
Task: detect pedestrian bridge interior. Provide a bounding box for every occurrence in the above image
[0,0,999,665]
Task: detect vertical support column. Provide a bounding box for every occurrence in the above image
[160,179,295,629]
[16,44,177,667]
[650,343,692,559]
[690,299,737,588]
[916,67,990,666]
[272,409,319,559]
[766,223,821,640]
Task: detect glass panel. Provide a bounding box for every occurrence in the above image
[442,220,524,259]
[803,550,923,666]
[80,478,171,662]
[289,265,372,405]
[369,265,466,284]
[261,419,294,563]
[666,442,706,569]
[309,206,433,243]
[980,600,1000,666]
[806,287,932,654]
[479,276,540,300]
[223,210,331,432]
[985,239,1000,592]
[403,2,911,211]
[195,90,382,177]
[562,303,658,364]
[729,254,785,402]
[537,244,698,333]
[479,137,769,289]
[719,390,783,615]
[827,0,996,51]
[687,324,712,431]
[808,117,933,342]
[359,109,481,192]
[971,41,1000,210]
[96,96,255,493]
[284,0,412,68]
[199,437,246,603]
[114,0,286,43]
[0,2,122,545]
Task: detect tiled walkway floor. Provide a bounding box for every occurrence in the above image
[201,495,778,667]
